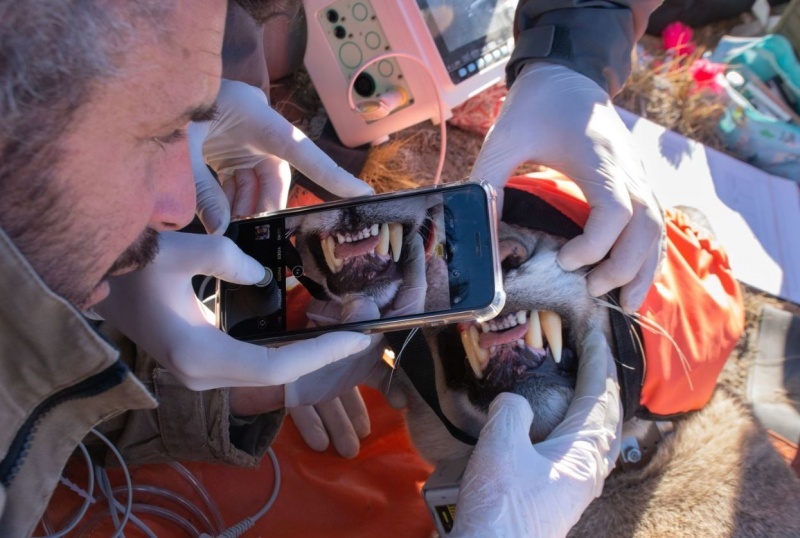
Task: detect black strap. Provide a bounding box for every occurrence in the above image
[502,187,583,240]
[607,290,645,421]
[385,330,478,446]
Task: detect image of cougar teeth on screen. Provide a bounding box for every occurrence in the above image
[286,193,450,319]
[219,182,498,343]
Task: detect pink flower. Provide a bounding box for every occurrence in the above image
[662,22,696,57]
[689,58,726,93]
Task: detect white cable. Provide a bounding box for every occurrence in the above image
[111,484,218,535]
[37,442,95,538]
[97,466,122,532]
[198,275,216,303]
[346,51,448,185]
[216,447,281,538]
[90,428,134,538]
[168,461,226,534]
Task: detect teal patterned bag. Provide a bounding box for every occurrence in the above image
[712,35,800,181]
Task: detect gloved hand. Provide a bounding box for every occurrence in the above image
[190,79,374,234]
[288,387,371,459]
[282,235,425,455]
[95,232,371,391]
[451,329,622,537]
[287,232,425,406]
[285,331,406,457]
[471,62,665,313]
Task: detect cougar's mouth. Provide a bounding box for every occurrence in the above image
[459,310,565,377]
[456,309,577,398]
[318,222,404,274]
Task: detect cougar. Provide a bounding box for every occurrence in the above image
[395,208,800,537]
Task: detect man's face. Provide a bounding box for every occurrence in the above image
[19,0,227,310]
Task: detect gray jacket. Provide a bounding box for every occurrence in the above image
[508,0,663,95]
[0,226,282,536]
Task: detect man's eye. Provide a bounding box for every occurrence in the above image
[152,128,187,149]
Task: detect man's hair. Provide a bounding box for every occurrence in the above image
[0,0,171,218]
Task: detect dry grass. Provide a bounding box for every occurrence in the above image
[614,46,728,152]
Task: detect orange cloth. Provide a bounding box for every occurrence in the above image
[507,173,745,416]
[40,388,434,537]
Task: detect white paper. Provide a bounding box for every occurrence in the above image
[618,108,800,304]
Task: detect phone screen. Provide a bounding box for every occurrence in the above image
[219,183,499,342]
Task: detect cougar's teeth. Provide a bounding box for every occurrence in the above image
[336,233,345,244]
[472,325,489,361]
[389,222,403,262]
[461,326,483,379]
[525,309,544,349]
[371,223,379,236]
[480,321,490,333]
[322,235,343,274]
[517,311,527,324]
[461,325,489,379]
[540,310,562,363]
[376,223,390,255]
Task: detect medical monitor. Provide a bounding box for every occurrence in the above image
[303,0,516,147]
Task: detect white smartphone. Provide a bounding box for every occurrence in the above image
[216,181,504,344]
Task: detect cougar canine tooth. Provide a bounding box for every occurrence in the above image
[376,223,390,255]
[389,222,403,262]
[525,309,543,349]
[322,235,343,273]
[470,325,488,366]
[461,327,483,379]
[540,310,562,363]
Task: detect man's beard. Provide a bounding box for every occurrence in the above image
[72,228,161,310]
[106,228,160,278]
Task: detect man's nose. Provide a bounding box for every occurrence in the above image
[149,140,197,232]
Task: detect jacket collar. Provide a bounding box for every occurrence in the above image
[0,227,154,451]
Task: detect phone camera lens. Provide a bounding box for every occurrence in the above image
[326,9,339,22]
[334,25,346,39]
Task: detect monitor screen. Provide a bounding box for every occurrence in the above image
[416,0,516,83]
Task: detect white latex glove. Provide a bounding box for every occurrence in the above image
[288,386,371,459]
[289,364,408,458]
[284,232,424,407]
[472,63,665,312]
[284,295,410,409]
[190,79,374,234]
[451,329,622,538]
[284,237,423,456]
[95,232,371,391]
